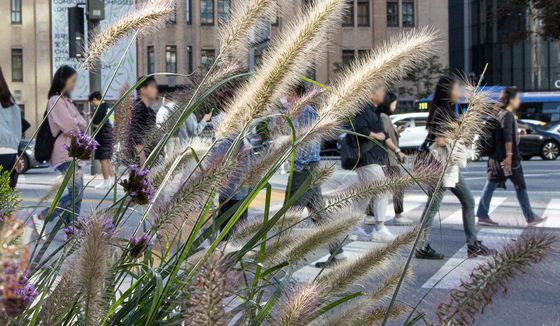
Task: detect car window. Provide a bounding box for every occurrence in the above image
[394,118,411,127]
[414,118,427,127]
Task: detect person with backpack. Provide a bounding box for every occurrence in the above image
[32,65,86,234]
[88,91,115,189]
[476,87,546,227]
[415,76,495,260]
[0,65,23,189]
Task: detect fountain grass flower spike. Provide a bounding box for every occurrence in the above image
[120,165,156,205]
[65,131,99,160]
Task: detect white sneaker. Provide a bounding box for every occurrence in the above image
[31,214,45,239]
[349,227,371,241]
[363,214,376,225]
[104,179,115,189]
[95,180,107,189]
[392,216,415,225]
[370,225,396,242]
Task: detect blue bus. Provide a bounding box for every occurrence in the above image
[416,87,560,123]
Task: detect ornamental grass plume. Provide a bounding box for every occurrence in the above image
[272,283,325,326]
[184,251,236,326]
[313,28,438,137]
[113,84,135,165]
[65,131,99,160]
[120,165,156,205]
[215,0,347,138]
[83,0,175,69]
[231,211,303,243]
[437,232,558,325]
[75,215,115,326]
[316,228,418,295]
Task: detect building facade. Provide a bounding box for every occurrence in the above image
[449,0,560,92]
[0,0,52,135]
[137,0,449,107]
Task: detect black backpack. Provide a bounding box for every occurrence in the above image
[35,110,61,162]
[480,114,502,156]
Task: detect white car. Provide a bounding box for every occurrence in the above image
[390,112,429,152]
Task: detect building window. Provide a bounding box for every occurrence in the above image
[218,0,230,22]
[186,46,193,73]
[357,49,369,58]
[342,49,355,67]
[167,2,177,24]
[387,1,399,27]
[200,0,214,25]
[357,0,369,27]
[402,1,415,27]
[186,0,192,24]
[11,0,22,24]
[201,49,215,66]
[165,46,177,73]
[147,46,155,74]
[11,49,23,82]
[342,0,354,27]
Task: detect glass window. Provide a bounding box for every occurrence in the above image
[186,0,192,24]
[167,2,177,24]
[201,49,215,66]
[342,0,354,27]
[186,46,193,73]
[147,46,155,75]
[11,49,23,82]
[218,0,230,22]
[402,1,415,27]
[165,45,177,73]
[357,49,369,58]
[11,0,22,24]
[200,0,214,25]
[357,0,369,27]
[386,1,398,27]
[342,49,355,67]
[413,118,427,127]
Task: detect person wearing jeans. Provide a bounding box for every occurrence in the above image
[476,87,545,227]
[41,161,83,223]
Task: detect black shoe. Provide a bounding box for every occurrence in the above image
[315,257,344,269]
[415,244,444,260]
[467,240,497,258]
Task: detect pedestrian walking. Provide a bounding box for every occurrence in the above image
[378,91,413,225]
[415,76,495,260]
[129,76,158,165]
[88,91,115,189]
[32,65,87,234]
[0,65,23,189]
[477,87,546,227]
[353,87,402,242]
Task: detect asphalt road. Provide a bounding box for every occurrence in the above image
[14,158,560,325]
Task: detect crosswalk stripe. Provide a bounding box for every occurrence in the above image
[537,198,560,228]
[421,228,523,289]
[442,197,506,225]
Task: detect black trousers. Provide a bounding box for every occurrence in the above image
[0,154,19,189]
[284,164,325,221]
[218,196,248,237]
[385,165,404,214]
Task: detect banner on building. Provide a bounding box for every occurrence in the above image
[51,0,137,101]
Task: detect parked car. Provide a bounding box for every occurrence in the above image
[471,120,559,161]
[18,140,48,173]
[390,112,429,153]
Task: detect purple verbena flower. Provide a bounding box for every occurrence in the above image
[65,131,100,160]
[128,232,152,259]
[120,165,156,205]
[0,266,38,317]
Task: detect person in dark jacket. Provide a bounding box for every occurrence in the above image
[416,76,495,260]
[353,87,401,242]
[476,87,546,227]
[129,76,158,165]
[89,91,115,189]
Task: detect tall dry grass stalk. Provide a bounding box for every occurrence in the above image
[231,211,302,243]
[316,228,418,294]
[74,216,114,326]
[41,256,80,325]
[273,283,324,326]
[185,251,236,326]
[83,0,175,68]
[437,232,557,325]
[215,0,347,138]
[311,28,438,137]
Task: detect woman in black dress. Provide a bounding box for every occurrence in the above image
[88,91,115,188]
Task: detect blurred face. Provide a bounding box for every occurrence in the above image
[64,74,77,94]
[89,98,101,107]
[509,93,521,110]
[371,88,386,105]
[449,81,460,104]
[390,100,398,113]
[140,82,158,101]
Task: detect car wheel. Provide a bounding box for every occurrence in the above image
[522,155,532,161]
[21,154,30,173]
[541,141,559,160]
